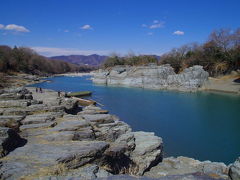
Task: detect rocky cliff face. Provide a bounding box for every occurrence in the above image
[92,64,209,92]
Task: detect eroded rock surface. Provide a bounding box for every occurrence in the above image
[0,86,235,180]
[0,87,164,179]
[92,65,209,91]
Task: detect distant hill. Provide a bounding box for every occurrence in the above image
[50,54,108,67]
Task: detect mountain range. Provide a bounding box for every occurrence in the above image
[50,54,161,67]
[50,54,108,67]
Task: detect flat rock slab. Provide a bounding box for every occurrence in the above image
[27,87,60,106]
[0,93,24,100]
[1,108,28,116]
[82,114,116,125]
[0,100,31,108]
[21,113,55,125]
[0,141,109,179]
[51,119,90,132]
[43,131,75,141]
[20,122,57,131]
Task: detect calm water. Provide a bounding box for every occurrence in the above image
[30,76,240,164]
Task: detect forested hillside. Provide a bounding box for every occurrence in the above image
[0,46,93,75]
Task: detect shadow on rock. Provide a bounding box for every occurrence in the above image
[1,128,27,157]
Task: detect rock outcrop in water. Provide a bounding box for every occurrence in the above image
[92,64,209,91]
[0,86,237,180]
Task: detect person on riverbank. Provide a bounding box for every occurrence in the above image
[40,87,43,93]
[58,91,61,97]
[36,88,38,93]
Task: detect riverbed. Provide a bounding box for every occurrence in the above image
[29,75,240,164]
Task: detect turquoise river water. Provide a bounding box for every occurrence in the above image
[30,76,240,165]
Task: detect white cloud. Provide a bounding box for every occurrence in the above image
[147,32,153,36]
[4,24,30,32]
[64,29,69,32]
[0,24,4,29]
[173,30,184,35]
[142,21,165,29]
[149,22,164,29]
[81,24,92,30]
[31,47,109,57]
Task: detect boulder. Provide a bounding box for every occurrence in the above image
[130,131,163,175]
[0,115,25,130]
[94,121,131,142]
[202,161,228,179]
[145,156,228,179]
[229,157,240,180]
[59,98,79,113]
[145,156,202,178]
[115,132,135,156]
[24,94,33,100]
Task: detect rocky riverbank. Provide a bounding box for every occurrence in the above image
[0,86,239,180]
[0,73,48,89]
[92,64,209,92]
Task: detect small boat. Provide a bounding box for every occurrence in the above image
[71,97,96,106]
[67,91,92,98]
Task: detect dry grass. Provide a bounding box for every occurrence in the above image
[120,164,139,175]
[100,163,139,176]
[214,62,229,75]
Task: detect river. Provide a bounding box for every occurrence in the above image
[30,75,240,164]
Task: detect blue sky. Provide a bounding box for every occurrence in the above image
[0,0,240,56]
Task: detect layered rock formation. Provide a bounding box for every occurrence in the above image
[92,64,209,91]
[0,86,238,180]
[0,87,163,179]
